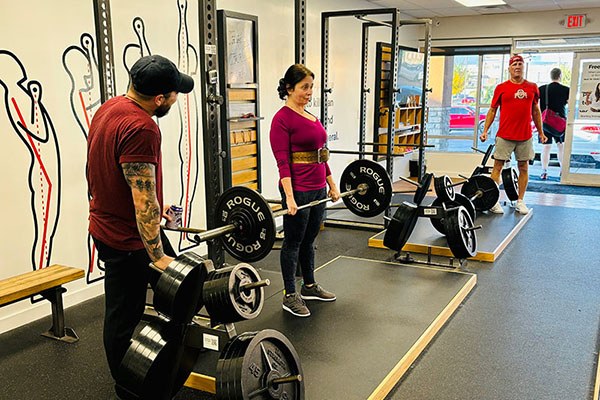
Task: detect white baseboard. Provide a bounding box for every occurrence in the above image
[0,282,105,335]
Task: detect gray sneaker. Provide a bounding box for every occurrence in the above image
[282,293,310,317]
[301,283,336,302]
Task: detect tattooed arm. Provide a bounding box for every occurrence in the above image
[122,162,174,270]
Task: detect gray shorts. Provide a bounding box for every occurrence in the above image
[493,137,534,162]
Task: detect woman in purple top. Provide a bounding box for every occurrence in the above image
[270,64,340,317]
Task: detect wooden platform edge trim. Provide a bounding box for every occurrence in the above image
[314,255,343,273]
[334,255,476,276]
[367,273,478,400]
[593,342,600,400]
[492,210,533,259]
[184,372,216,394]
[324,218,384,232]
[367,231,495,262]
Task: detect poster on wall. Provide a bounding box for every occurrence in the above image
[577,61,600,119]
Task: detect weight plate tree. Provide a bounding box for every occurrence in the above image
[117,319,201,400]
[434,175,455,203]
[153,252,210,324]
[216,329,304,400]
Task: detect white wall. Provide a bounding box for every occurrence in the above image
[0,0,104,334]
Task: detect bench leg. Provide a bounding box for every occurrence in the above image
[39,286,79,343]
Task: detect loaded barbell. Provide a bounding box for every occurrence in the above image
[383,173,480,259]
[471,144,519,201]
[459,174,500,211]
[428,173,498,235]
[165,159,393,262]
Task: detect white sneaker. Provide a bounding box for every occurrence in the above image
[515,200,530,215]
[488,202,504,214]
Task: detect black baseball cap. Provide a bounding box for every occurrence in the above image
[130,55,194,96]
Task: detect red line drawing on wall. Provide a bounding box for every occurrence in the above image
[63,33,105,284]
[175,0,200,251]
[0,50,61,278]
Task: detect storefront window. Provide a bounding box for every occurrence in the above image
[428,50,509,153]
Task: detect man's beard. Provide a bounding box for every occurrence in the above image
[154,103,172,118]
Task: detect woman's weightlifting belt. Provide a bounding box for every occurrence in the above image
[290,148,330,164]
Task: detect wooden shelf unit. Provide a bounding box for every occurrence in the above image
[374,43,425,157]
[218,11,261,191]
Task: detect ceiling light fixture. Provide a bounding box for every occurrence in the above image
[454,0,506,6]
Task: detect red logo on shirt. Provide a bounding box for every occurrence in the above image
[514,89,527,99]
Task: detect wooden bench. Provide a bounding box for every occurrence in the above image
[0,264,85,343]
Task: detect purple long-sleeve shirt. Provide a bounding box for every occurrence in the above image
[270,106,331,192]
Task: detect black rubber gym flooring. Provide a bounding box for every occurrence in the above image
[191,256,475,399]
[0,204,599,400]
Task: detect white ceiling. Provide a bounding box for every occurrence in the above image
[366,0,600,19]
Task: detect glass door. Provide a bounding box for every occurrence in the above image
[562,52,600,186]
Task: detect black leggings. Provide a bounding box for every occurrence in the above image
[279,187,326,294]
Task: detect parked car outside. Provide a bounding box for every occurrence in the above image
[449,106,485,130]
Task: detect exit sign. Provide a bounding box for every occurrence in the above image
[566,14,586,29]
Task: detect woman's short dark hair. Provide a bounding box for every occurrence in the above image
[277,64,315,100]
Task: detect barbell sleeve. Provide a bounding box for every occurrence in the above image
[194,224,237,242]
[270,374,303,385]
[148,262,163,273]
[239,279,271,291]
[162,225,206,234]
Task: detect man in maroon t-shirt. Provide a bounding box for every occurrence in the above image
[480,54,546,215]
[86,55,193,384]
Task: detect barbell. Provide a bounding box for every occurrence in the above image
[459,174,500,211]
[165,159,392,262]
[383,172,480,259]
[471,144,519,202]
[428,174,498,235]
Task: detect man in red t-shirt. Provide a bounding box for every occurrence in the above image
[87,55,193,384]
[480,54,546,214]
